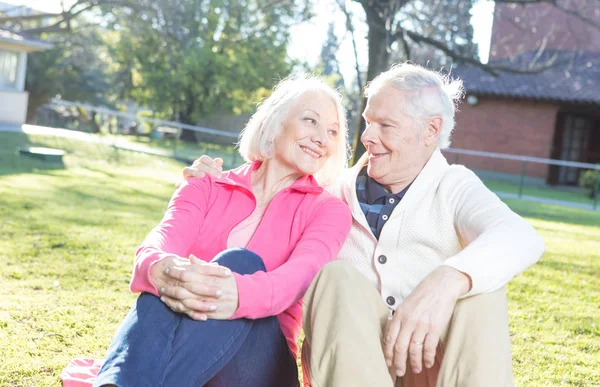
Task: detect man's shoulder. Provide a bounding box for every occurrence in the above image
[324,168,357,198]
[434,164,490,200]
[441,163,481,183]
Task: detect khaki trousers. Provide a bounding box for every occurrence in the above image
[302,261,515,387]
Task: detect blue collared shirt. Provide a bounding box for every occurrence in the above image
[356,166,411,239]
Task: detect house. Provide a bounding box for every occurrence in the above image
[0,21,51,125]
[452,1,599,186]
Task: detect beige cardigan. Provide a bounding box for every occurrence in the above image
[335,149,545,308]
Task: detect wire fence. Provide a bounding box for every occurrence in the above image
[444,148,600,211]
[34,99,600,211]
[36,99,244,169]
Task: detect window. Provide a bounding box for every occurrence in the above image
[0,50,19,89]
[558,114,593,185]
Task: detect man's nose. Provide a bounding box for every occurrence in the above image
[360,124,376,144]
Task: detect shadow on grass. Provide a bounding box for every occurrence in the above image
[506,199,600,228]
[0,132,66,176]
[57,179,171,206]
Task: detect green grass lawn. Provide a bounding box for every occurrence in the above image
[485,180,597,208]
[1,132,599,386]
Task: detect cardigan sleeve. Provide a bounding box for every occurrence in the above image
[231,197,352,319]
[440,166,545,297]
[129,177,211,295]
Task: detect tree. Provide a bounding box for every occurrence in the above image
[348,0,600,158]
[4,0,596,150]
[388,0,478,68]
[106,0,309,141]
[25,29,113,124]
[2,0,311,139]
[320,23,342,77]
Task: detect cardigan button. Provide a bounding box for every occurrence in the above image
[378,255,387,264]
[386,296,396,306]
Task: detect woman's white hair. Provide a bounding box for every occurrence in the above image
[238,75,350,186]
[365,62,464,149]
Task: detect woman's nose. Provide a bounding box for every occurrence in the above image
[312,128,328,147]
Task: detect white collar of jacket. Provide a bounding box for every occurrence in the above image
[341,148,450,232]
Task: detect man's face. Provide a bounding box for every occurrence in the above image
[360,85,434,192]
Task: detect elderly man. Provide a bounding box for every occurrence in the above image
[183,63,545,387]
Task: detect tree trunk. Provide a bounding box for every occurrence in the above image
[178,95,199,142]
[26,97,44,124]
[352,6,391,163]
[90,111,101,133]
[179,129,197,142]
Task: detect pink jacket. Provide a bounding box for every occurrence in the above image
[130,161,352,355]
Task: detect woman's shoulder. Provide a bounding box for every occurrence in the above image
[302,189,352,234]
[310,187,352,216]
[222,162,254,178]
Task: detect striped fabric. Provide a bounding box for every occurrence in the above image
[355,166,410,239]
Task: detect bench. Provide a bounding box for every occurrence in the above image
[153,126,180,140]
[18,146,67,163]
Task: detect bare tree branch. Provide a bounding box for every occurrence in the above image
[398,30,411,61]
[402,29,557,76]
[0,0,155,34]
[19,1,99,34]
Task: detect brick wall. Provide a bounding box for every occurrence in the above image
[449,97,560,179]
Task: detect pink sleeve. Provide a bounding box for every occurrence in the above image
[129,178,211,295]
[231,197,352,319]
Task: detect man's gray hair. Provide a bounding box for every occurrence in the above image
[238,75,350,185]
[365,63,464,149]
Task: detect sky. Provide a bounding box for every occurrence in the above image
[3,0,495,83]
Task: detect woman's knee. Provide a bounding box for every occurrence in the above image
[211,248,266,275]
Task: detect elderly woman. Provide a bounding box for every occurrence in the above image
[92,76,352,387]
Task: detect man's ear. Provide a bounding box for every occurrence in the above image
[425,117,442,146]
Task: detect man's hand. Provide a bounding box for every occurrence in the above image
[382,266,472,377]
[178,155,223,187]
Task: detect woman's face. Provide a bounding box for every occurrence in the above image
[272,91,340,177]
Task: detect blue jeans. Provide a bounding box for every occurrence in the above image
[94,248,299,387]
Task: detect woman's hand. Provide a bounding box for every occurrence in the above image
[158,255,240,321]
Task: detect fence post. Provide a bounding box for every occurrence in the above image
[454,152,459,165]
[518,161,527,199]
[594,176,599,211]
[230,146,237,168]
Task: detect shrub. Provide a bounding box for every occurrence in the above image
[578,167,600,199]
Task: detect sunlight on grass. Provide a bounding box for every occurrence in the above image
[1,132,599,386]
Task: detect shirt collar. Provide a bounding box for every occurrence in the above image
[358,166,412,204]
[214,161,323,194]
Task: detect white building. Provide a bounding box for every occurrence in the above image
[0,28,51,124]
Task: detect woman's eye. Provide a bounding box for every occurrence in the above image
[328,129,338,137]
[305,118,317,125]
